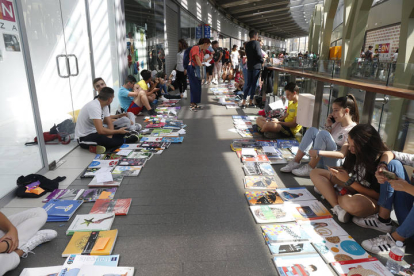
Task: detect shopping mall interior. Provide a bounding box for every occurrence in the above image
[1,0,414,275]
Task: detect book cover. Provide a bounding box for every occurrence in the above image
[88,175,124,188]
[87,160,119,168]
[20,266,62,276]
[249,205,295,224]
[297,218,349,240]
[58,255,119,276]
[245,190,283,205]
[277,139,300,148]
[151,128,173,136]
[127,151,153,159]
[76,266,134,276]
[242,155,270,163]
[66,213,115,235]
[243,162,261,176]
[42,189,84,203]
[261,223,312,243]
[331,257,393,276]
[313,235,371,263]
[112,166,142,176]
[81,168,103,178]
[90,199,132,216]
[77,188,117,202]
[43,200,83,222]
[161,137,184,143]
[140,136,164,142]
[286,200,332,220]
[259,163,276,176]
[241,148,257,157]
[244,176,278,189]
[273,253,333,276]
[119,143,142,149]
[268,242,316,256]
[94,153,121,160]
[118,157,147,166]
[145,122,165,128]
[141,142,168,149]
[277,187,316,202]
[62,230,118,257]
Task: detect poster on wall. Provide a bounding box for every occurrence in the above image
[375,41,392,61]
[204,24,211,38]
[365,25,400,62]
[196,25,202,39]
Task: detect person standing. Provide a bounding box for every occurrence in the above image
[176,39,188,98]
[241,30,263,108]
[211,41,223,85]
[230,45,240,71]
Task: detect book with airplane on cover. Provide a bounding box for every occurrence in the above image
[90,199,132,216]
[331,257,393,276]
[66,213,115,235]
[76,266,134,276]
[277,187,316,202]
[77,188,117,202]
[88,175,124,188]
[244,176,278,189]
[273,253,333,276]
[249,205,295,224]
[245,190,283,205]
[62,230,118,257]
[261,223,312,244]
[286,200,332,220]
[43,199,83,222]
[42,189,84,203]
[58,254,119,276]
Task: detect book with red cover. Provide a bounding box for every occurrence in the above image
[90,199,132,216]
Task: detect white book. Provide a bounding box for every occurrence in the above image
[249,205,295,224]
[241,148,257,157]
[20,266,62,276]
[297,218,349,240]
[66,213,115,235]
[331,257,393,276]
[277,187,316,202]
[77,266,134,276]
[273,253,334,276]
[58,255,119,276]
[262,146,278,154]
[88,175,124,187]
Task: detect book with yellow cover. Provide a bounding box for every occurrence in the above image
[62,229,118,257]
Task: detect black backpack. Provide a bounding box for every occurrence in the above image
[16,174,66,198]
[183,46,193,70]
[50,119,75,135]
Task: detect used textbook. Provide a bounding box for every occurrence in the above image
[58,254,119,276]
[249,205,295,224]
[43,199,83,222]
[286,200,332,220]
[66,213,115,235]
[20,266,62,276]
[88,175,124,188]
[244,176,278,189]
[331,257,393,276]
[273,253,333,276]
[268,242,316,256]
[76,266,134,276]
[297,218,349,240]
[277,187,316,202]
[261,223,311,243]
[90,199,132,216]
[112,165,142,176]
[42,189,84,203]
[62,230,118,257]
[77,188,117,202]
[88,159,119,168]
[245,190,283,205]
[118,157,147,166]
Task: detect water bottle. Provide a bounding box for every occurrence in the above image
[386,241,405,274]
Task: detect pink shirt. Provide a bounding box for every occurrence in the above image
[330,122,357,148]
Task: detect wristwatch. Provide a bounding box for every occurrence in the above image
[344,177,355,187]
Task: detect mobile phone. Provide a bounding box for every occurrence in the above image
[380,170,397,180]
[330,117,336,123]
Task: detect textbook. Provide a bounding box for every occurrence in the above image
[261,223,312,243]
[81,168,106,178]
[20,266,62,276]
[297,218,349,240]
[77,188,117,202]
[141,141,169,149]
[127,151,153,159]
[244,176,278,189]
[76,266,134,276]
[43,199,83,222]
[88,175,124,188]
[145,122,165,128]
[66,213,115,235]
[62,230,118,257]
[241,154,270,163]
[151,128,173,136]
[231,139,261,151]
[277,187,316,202]
[313,235,371,263]
[118,143,142,149]
[94,153,122,160]
[90,199,132,216]
[118,157,147,166]
[58,254,119,276]
[249,205,295,224]
[243,162,275,176]
[42,189,84,203]
[273,253,333,276]
[112,165,142,176]
[331,257,393,276]
[268,242,316,256]
[161,137,184,143]
[245,190,283,205]
[87,159,119,168]
[287,200,332,220]
[276,139,300,148]
[140,136,164,142]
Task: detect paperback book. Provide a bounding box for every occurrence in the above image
[151,128,173,136]
[62,229,118,257]
[331,257,393,276]
[241,155,270,163]
[88,175,124,188]
[76,266,134,276]
[268,242,316,256]
[245,190,283,205]
[140,136,164,142]
[244,176,278,189]
[87,160,119,168]
[273,253,334,276]
[261,223,312,243]
[118,157,147,166]
[118,143,142,149]
[77,188,117,202]
[276,139,300,148]
[90,198,132,216]
[249,205,295,224]
[42,189,84,203]
[43,199,83,222]
[112,165,142,176]
[145,122,165,128]
[81,168,107,178]
[20,266,61,276]
[287,200,332,220]
[66,213,115,235]
[127,151,153,159]
[58,254,119,276]
[161,137,184,143]
[141,141,169,149]
[277,187,316,202]
[297,218,349,240]
[94,153,122,160]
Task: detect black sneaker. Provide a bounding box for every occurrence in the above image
[125,135,138,144]
[248,103,255,107]
[148,109,158,116]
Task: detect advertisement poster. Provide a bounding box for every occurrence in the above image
[375,41,392,60]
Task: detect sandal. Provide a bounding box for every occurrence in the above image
[194,104,202,109]
[190,105,197,112]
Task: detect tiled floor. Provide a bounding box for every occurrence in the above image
[2,86,413,275]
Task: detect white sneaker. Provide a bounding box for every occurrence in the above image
[292,164,313,177]
[352,214,393,233]
[280,161,301,173]
[19,229,57,258]
[361,233,396,255]
[183,91,188,99]
[331,205,351,223]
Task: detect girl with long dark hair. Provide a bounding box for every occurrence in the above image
[176,39,188,98]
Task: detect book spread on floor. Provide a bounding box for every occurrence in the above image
[331,257,393,276]
[20,266,62,276]
[66,213,115,235]
[286,200,332,220]
[261,223,312,243]
[244,176,278,189]
[87,160,119,168]
[127,151,153,159]
[112,165,142,176]
[249,205,295,224]
[58,254,119,276]
[241,154,270,163]
[140,136,164,142]
[273,253,334,276]
[277,139,300,148]
[81,168,111,178]
[118,157,147,166]
[88,175,124,188]
[94,153,122,160]
[62,229,118,257]
[151,128,173,136]
[268,242,316,256]
[313,235,371,263]
[76,266,134,276]
[119,143,142,149]
[77,188,117,202]
[297,218,349,240]
[245,190,284,205]
[43,199,83,222]
[90,198,132,216]
[161,137,184,143]
[42,189,84,203]
[277,187,316,202]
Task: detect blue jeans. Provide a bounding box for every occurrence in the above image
[160,83,168,95]
[188,66,202,103]
[378,160,414,239]
[243,69,261,100]
[242,67,248,91]
[298,127,341,169]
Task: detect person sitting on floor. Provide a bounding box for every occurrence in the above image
[138,70,159,104]
[310,124,387,223]
[76,87,138,153]
[93,78,141,131]
[233,68,244,93]
[255,82,301,139]
[156,71,182,99]
[352,151,414,255]
[0,208,57,276]
[280,94,359,177]
[222,62,234,82]
[118,74,157,116]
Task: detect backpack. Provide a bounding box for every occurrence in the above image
[50,119,75,135]
[16,174,66,198]
[183,46,193,70]
[225,50,229,60]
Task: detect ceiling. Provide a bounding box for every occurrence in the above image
[211,0,324,38]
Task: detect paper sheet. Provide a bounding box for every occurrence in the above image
[95,172,113,183]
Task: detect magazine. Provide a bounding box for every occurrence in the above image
[277,187,316,202]
[88,175,124,188]
[43,199,83,222]
[140,136,164,142]
[90,199,132,216]
[62,230,118,257]
[117,157,147,166]
[297,218,349,240]
[76,266,134,276]
[161,137,184,143]
[261,223,312,243]
[81,168,108,178]
[94,153,122,160]
[42,189,84,203]
[245,190,283,205]
[273,253,334,276]
[249,205,295,224]
[331,257,393,276]
[286,200,332,220]
[20,266,62,276]
[118,143,142,149]
[268,242,316,256]
[112,166,142,176]
[58,255,119,276]
[127,151,153,159]
[66,213,115,235]
[244,176,278,189]
[77,188,117,202]
[87,160,119,168]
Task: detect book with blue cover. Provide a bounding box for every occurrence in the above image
[43,199,83,222]
[161,137,184,143]
[87,160,119,168]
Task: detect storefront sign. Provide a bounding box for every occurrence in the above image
[0,0,18,32]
